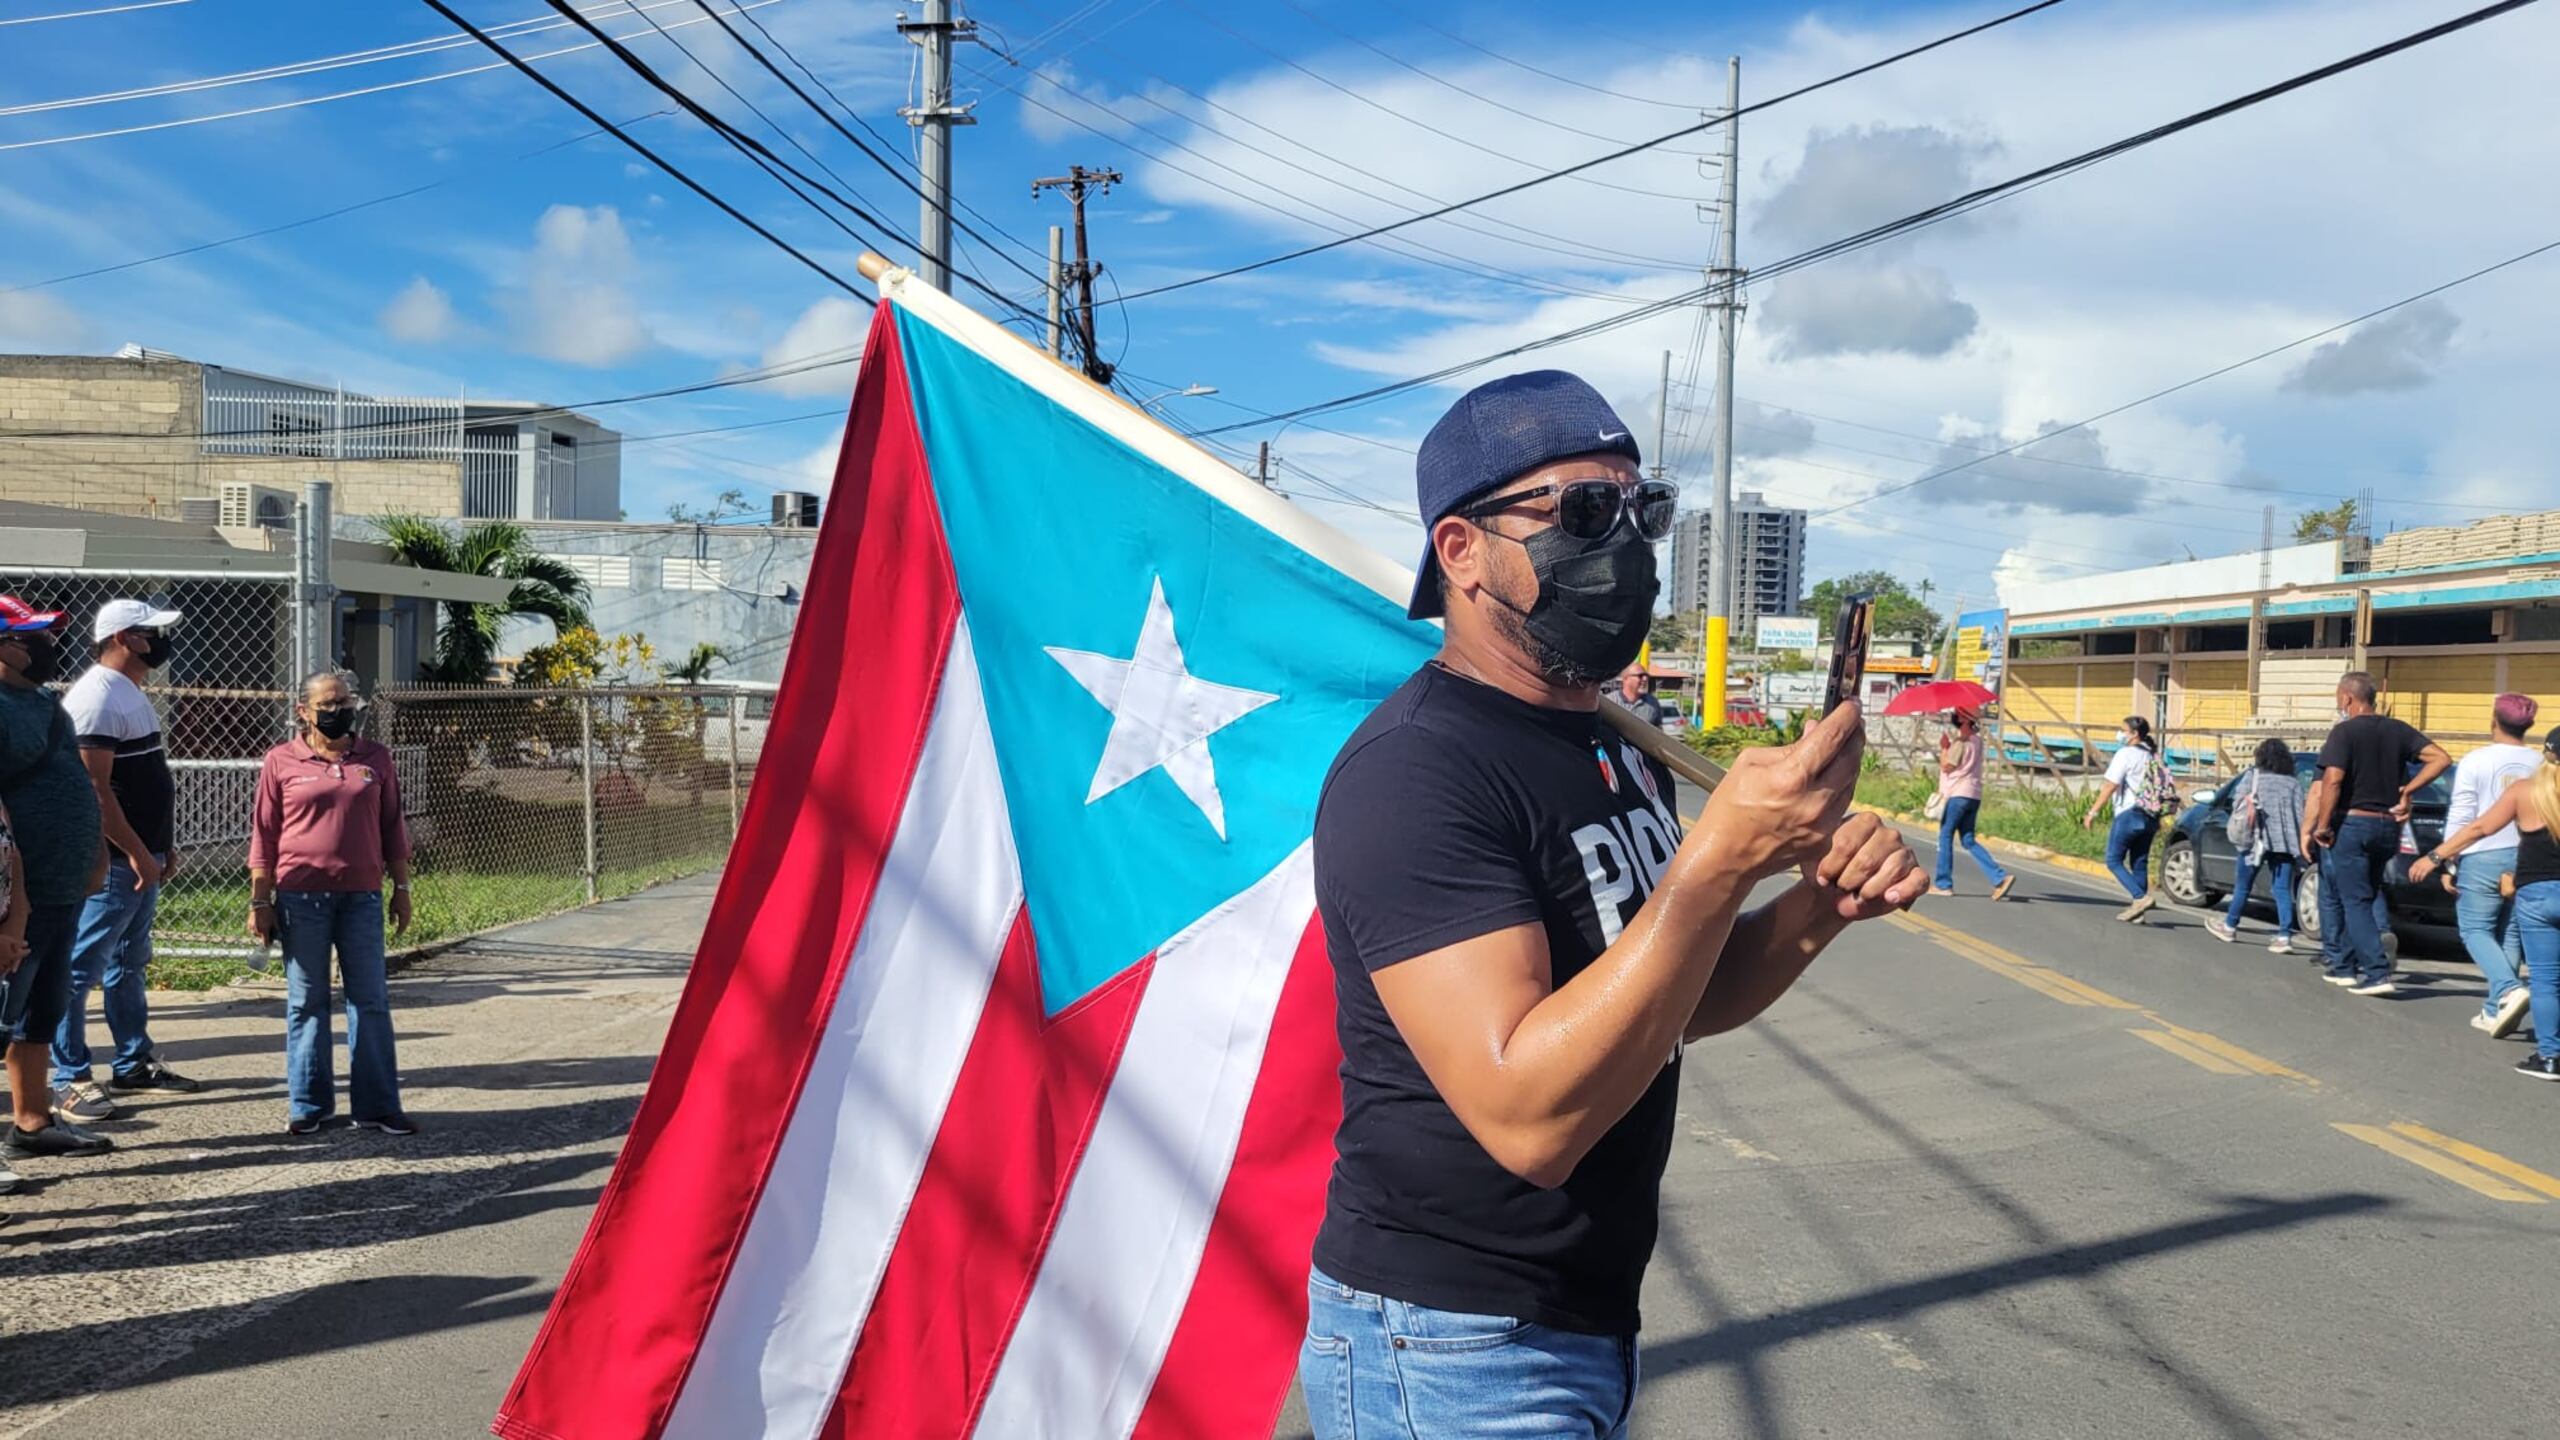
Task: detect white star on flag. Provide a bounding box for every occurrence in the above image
[1045,576,1278,840]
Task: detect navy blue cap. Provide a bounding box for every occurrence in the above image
[1406,370,1642,619]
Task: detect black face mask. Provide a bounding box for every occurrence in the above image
[132,631,171,670]
[1486,523,1660,686]
[19,635,62,685]
[311,706,358,740]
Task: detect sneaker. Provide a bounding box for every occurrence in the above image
[2322,973,2358,987]
[2472,1011,2499,1034]
[50,1081,117,1124]
[286,1115,328,1136]
[109,1058,200,1094]
[4,1120,114,1158]
[2492,987,2533,1039]
[1991,876,2017,902]
[2348,978,2399,997]
[2268,936,2293,955]
[1928,886,1957,899]
[2115,895,2157,922]
[2515,1053,2560,1082]
[355,1114,419,1137]
[0,1160,20,1195]
[2204,918,2236,943]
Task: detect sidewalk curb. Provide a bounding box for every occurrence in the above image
[1853,801,2118,882]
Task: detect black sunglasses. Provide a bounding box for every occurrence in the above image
[1458,478,1678,542]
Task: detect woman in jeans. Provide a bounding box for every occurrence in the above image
[2206,739,2305,954]
[2082,715,2166,922]
[2414,728,2560,1082]
[2438,694,2538,1037]
[1929,708,2016,900]
[246,671,416,1136]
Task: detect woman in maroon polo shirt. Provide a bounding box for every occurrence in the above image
[247,670,415,1137]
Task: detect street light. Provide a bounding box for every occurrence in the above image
[1133,383,1218,411]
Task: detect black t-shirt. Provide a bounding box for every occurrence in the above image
[2315,713,2427,815]
[1311,663,1684,1336]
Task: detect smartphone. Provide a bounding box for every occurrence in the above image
[1823,592,1875,716]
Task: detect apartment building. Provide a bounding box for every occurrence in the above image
[1668,491,1809,638]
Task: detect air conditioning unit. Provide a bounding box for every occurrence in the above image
[175,496,222,525]
[773,490,821,528]
[219,481,295,531]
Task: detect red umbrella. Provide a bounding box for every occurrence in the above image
[1882,679,1998,716]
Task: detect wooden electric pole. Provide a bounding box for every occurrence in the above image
[1032,165,1121,384]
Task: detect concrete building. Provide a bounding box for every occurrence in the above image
[0,346,621,523]
[1996,510,2560,757]
[1669,491,1808,639]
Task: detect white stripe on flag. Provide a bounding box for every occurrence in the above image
[666,619,1019,1440]
[972,842,1316,1439]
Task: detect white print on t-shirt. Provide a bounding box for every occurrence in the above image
[1573,802,1682,945]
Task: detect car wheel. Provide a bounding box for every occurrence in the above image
[2159,839,2211,908]
[2295,869,2321,942]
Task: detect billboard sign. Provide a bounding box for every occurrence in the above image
[1952,608,2009,695]
[1754,615,1818,652]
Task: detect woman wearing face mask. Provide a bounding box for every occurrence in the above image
[2083,715,2169,922]
[246,670,416,1137]
[2413,728,2560,1082]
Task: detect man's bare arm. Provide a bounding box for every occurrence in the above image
[1372,705,1865,1189]
[1684,813,1923,1041]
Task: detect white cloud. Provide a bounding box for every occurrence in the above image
[795,423,847,492]
[1130,209,1176,225]
[1020,62,1161,144]
[1758,123,1994,248]
[1759,261,1979,360]
[757,297,870,397]
[505,204,653,367]
[378,276,458,345]
[2283,299,2459,395]
[0,291,92,352]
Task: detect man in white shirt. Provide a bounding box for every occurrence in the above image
[50,599,199,1124]
[2446,694,2540,1037]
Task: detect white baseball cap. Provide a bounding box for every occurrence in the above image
[94,598,182,642]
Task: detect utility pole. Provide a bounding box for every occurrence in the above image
[1045,225,1065,358]
[2247,503,2273,720]
[1651,348,1671,482]
[1702,56,1743,728]
[1032,165,1121,384]
[899,0,978,293]
[1256,441,1272,489]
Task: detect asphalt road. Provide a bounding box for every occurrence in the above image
[15,832,2557,1439]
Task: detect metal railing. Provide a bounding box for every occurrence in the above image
[199,370,464,460]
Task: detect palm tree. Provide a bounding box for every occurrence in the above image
[665,641,729,685]
[373,515,591,683]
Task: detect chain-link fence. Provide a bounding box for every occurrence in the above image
[0,566,765,974]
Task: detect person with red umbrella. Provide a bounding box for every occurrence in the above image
[1929,703,2017,901]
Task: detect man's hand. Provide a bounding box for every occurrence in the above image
[1694,701,1863,880]
[247,903,277,945]
[390,888,412,936]
[128,850,163,890]
[1804,813,1928,921]
[2390,789,2416,824]
[0,934,25,976]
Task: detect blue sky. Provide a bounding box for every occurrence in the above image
[7,0,2558,614]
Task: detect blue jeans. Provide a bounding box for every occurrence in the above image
[52,854,164,1085]
[1301,1269,1635,1439]
[1934,796,2008,891]
[2452,848,2525,1016]
[2226,852,2299,939]
[2328,815,2401,984]
[2515,881,2560,1062]
[2104,808,2159,900]
[279,890,401,1124]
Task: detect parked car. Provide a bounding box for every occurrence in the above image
[2157,772,2455,940]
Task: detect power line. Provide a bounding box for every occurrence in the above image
[0,0,785,150]
[1815,230,2560,518]
[1362,0,1698,110]
[420,0,871,302]
[1114,0,2070,304]
[0,0,190,24]
[1189,0,2544,433]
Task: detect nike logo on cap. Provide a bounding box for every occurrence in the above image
[1598,429,1628,443]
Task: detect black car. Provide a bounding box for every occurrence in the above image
[2157,772,2456,940]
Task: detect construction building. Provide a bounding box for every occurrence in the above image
[1997,509,2560,757]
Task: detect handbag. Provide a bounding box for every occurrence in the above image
[1924,791,1947,822]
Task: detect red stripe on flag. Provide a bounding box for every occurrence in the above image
[1127,914,1340,1440]
[495,305,953,1440]
[822,912,1155,1438]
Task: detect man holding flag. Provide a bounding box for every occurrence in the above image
[1304,372,1924,1437]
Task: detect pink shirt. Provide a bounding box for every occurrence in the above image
[1939,729,1985,800]
[249,736,411,893]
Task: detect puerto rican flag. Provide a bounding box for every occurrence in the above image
[493,268,1435,1440]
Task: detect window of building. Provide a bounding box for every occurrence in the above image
[2186,624,2248,652]
[664,557,726,592]
[2265,619,2318,651]
[2088,631,2138,655]
[2370,607,2495,647]
[551,553,631,590]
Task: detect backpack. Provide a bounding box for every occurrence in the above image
[2224,772,2257,846]
[2130,746,2175,816]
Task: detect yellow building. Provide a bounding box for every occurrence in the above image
[1998,514,2560,762]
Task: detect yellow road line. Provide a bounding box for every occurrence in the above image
[2129,1029,2250,1075]
[2333,1123,2546,1203]
[2387,1123,2560,1200]
[2142,1021,2314,1085]
[1901,909,2139,1010]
